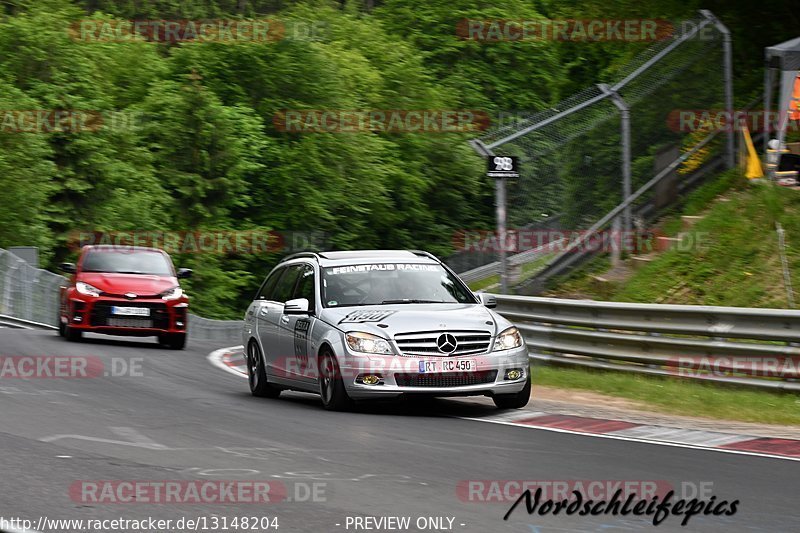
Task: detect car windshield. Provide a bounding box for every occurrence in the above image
[81,250,173,276]
[321,263,476,307]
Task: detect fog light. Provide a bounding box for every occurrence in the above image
[176,321,185,327]
[357,374,382,385]
[505,369,523,380]
[73,316,82,323]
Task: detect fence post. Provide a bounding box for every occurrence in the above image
[470,139,508,293]
[1,252,10,315]
[764,68,775,155]
[601,84,632,237]
[701,10,735,169]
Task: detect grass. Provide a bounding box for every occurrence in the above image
[533,364,800,426]
[468,274,499,292]
[613,180,799,307]
[550,170,800,307]
[467,253,555,292]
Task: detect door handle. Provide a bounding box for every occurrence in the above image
[259,307,268,317]
[280,315,290,324]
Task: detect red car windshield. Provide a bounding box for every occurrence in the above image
[81,251,173,276]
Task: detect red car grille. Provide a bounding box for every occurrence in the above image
[90,302,169,329]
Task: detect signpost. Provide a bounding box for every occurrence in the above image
[487,156,520,179]
[486,156,519,293]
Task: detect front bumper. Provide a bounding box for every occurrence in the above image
[338,346,530,399]
[62,296,188,336]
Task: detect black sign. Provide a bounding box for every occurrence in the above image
[487,156,520,178]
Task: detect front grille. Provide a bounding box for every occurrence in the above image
[394,330,492,357]
[107,318,154,328]
[395,370,497,388]
[90,302,169,329]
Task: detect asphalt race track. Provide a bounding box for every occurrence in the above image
[0,327,798,532]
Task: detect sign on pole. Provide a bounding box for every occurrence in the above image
[487,156,520,179]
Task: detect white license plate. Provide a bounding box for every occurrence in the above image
[418,359,476,373]
[111,306,150,317]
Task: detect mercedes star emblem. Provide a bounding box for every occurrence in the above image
[436,333,458,354]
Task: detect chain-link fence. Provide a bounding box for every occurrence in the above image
[0,248,242,344]
[0,248,64,326]
[471,11,733,292]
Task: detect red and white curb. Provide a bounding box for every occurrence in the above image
[207,346,247,378]
[462,411,800,462]
[208,346,800,461]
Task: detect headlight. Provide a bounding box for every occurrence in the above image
[493,326,523,351]
[160,286,183,301]
[346,331,393,355]
[76,281,101,297]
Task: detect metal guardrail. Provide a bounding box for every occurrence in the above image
[458,239,563,284]
[494,294,800,391]
[0,248,242,345]
[188,315,242,344]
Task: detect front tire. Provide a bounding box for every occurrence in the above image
[158,333,186,350]
[318,349,353,411]
[64,326,83,342]
[493,374,531,409]
[247,341,281,398]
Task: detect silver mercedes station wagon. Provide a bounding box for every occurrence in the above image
[242,250,530,410]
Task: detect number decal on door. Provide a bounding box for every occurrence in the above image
[294,319,311,370]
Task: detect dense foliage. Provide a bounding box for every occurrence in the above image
[0,0,796,317]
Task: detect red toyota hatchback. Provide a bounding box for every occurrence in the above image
[58,245,191,349]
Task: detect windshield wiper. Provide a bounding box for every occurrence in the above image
[380,299,446,304]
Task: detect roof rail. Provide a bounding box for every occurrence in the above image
[408,249,440,262]
[282,251,321,262]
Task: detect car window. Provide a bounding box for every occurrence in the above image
[256,267,284,300]
[81,250,173,276]
[321,263,476,307]
[272,264,303,303]
[293,264,316,309]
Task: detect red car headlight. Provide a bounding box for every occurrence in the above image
[160,286,183,301]
[75,281,102,297]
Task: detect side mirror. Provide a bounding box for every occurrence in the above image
[177,268,193,279]
[284,297,310,315]
[478,293,497,308]
[59,262,77,274]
